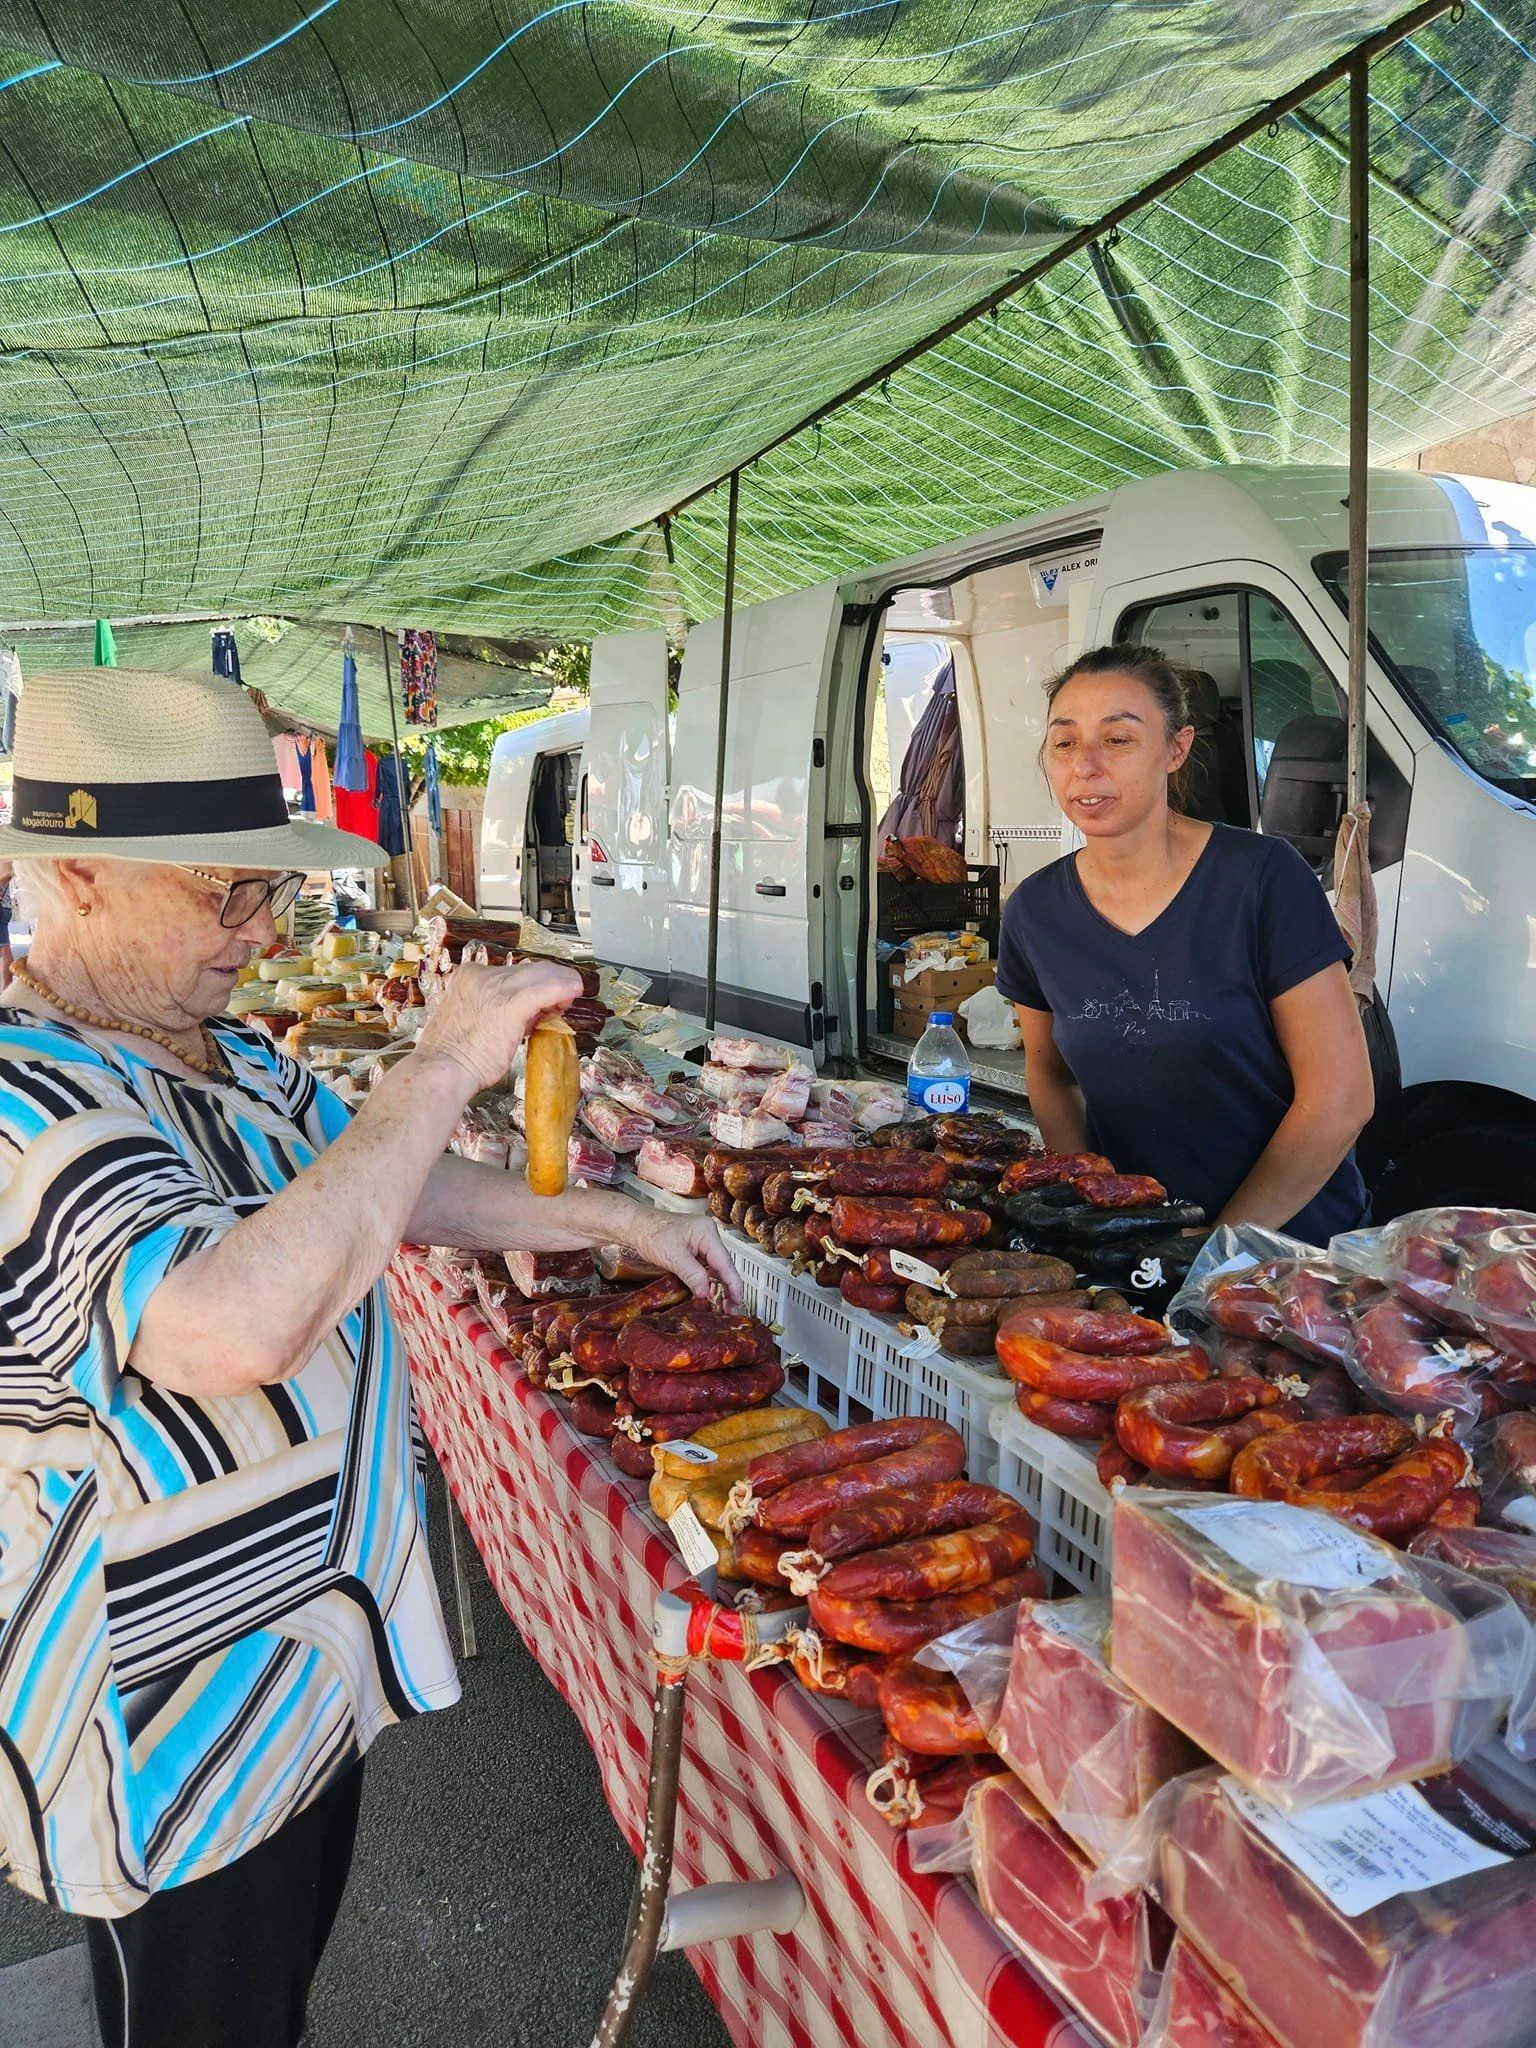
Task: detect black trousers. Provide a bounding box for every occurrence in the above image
[84,1764,364,2048]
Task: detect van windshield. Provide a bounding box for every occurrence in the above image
[1316,546,1536,796]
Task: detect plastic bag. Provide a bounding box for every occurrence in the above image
[1454,1218,1536,1365]
[1110,1489,1528,1810]
[957,983,1020,1051]
[1482,1411,1536,1535]
[1408,1524,1536,1760]
[1139,1933,1284,2048]
[1343,1292,1498,1437]
[970,1772,1171,2048]
[980,1594,1202,1866]
[1168,1225,1318,1345]
[1332,1207,1536,1332]
[1151,1760,1536,2048]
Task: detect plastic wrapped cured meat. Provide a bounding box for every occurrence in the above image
[1109,1491,1526,1809]
[1154,1765,1536,2048]
[970,1774,1170,2048]
[635,1135,711,1198]
[1330,1207,1536,1331]
[699,1062,775,1105]
[578,1095,653,1153]
[505,1248,598,1297]
[994,1596,1202,1863]
[756,1064,813,1122]
[1407,1525,1536,1760]
[709,1108,795,1149]
[708,1036,789,1071]
[1455,1218,1536,1365]
[1140,1934,1283,2048]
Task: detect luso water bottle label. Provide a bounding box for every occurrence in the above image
[908,1075,969,1113]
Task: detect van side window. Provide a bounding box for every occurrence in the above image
[1121,589,1341,823]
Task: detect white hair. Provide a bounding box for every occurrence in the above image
[11,858,68,922]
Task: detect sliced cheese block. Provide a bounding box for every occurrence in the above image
[316,931,360,961]
[258,954,313,981]
[227,986,281,1016]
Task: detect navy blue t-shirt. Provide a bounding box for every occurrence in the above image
[995,825,1367,1245]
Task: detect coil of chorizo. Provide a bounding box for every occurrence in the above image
[1014,1386,1117,1438]
[786,1631,888,1701]
[944,1249,1078,1300]
[1228,1413,1416,1498]
[616,1309,777,1374]
[570,1277,692,1368]
[997,1336,1209,1403]
[804,1481,1024,1564]
[794,1150,950,1197]
[627,1358,785,1414]
[819,1514,1034,1602]
[1287,1438,1471,1544]
[841,1270,906,1313]
[827,1196,990,1249]
[1113,1376,1298,1481]
[747,1416,947,1496]
[567,1385,620,1439]
[877,1654,991,1755]
[858,1243,967,1285]
[752,1421,968,1537]
[729,1526,799,1586]
[1069,1171,1168,1209]
[998,1152,1114,1196]
[996,1303,1170,1356]
[808,1566,1046,1655]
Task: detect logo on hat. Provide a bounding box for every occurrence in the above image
[65,790,97,831]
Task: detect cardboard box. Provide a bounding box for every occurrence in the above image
[889,1006,969,1044]
[890,961,995,1006]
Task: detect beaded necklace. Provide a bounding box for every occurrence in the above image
[10,963,230,1081]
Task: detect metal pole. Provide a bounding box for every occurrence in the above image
[379,626,420,922]
[1346,55,1371,813]
[590,1674,688,2048]
[703,471,740,1032]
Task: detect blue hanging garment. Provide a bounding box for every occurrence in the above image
[334,643,366,790]
[425,736,442,836]
[374,753,408,857]
[211,628,242,682]
[295,736,316,814]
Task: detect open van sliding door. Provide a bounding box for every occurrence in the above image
[669,583,842,1049]
[586,630,670,980]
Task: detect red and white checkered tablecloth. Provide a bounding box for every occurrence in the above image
[388,1254,1088,2048]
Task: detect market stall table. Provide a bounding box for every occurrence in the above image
[388,1252,1086,2048]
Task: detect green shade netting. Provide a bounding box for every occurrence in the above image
[0,2,1532,638]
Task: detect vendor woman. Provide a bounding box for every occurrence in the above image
[997,644,1373,1243]
[0,669,737,2048]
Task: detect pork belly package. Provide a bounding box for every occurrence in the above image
[993,1595,1202,1864]
[969,1773,1170,2048]
[1139,1933,1283,2048]
[1153,1756,1536,2048]
[1110,1491,1527,1809]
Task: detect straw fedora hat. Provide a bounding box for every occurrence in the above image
[0,668,386,869]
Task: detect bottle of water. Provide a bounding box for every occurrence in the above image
[907,1012,971,1115]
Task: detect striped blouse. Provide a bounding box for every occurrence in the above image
[0,1012,459,1918]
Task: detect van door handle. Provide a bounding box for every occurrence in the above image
[755,881,787,897]
[591,874,617,888]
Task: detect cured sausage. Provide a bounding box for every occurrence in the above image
[996,1303,1170,1356]
[1229,1414,1416,1498]
[1113,1376,1298,1481]
[930,1112,1026,1157]
[1352,1297,1492,1417]
[747,1416,949,1497]
[772,1216,811,1264]
[877,1654,990,1754]
[1097,1438,1147,1487]
[567,1385,619,1438]
[827,1196,990,1249]
[858,1243,967,1285]
[997,1337,1210,1403]
[840,1270,906,1313]
[1292,1361,1359,1421]
[525,1016,582,1196]
[627,1358,785,1413]
[611,1432,659,1479]
[1275,1265,1368,1365]
[569,1277,693,1367]
[819,1514,1034,1602]
[944,1250,1078,1299]
[761,1169,800,1218]
[1061,1203,1204,1242]
[1427,1485,1481,1529]
[704,1145,801,1193]
[1288,1438,1471,1544]
[998,1151,1114,1196]
[904,1284,1011,1330]
[1070,1171,1168,1209]
[809,1258,843,1288]
[808,1566,1046,1655]
[1014,1386,1116,1438]
[786,1631,887,1700]
[730,1526,799,1586]
[616,1309,777,1373]
[804,1481,1025,1563]
[794,1150,951,1197]
[1203,1261,1290,1339]
[707,1189,733,1223]
[751,1422,968,1538]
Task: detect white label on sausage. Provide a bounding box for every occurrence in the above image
[1219,1776,1510,1917]
[667,1501,720,1577]
[665,1441,719,1466]
[889,1249,948,1291]
[1170,1500,1396,1591]
[895,1326,943,1360]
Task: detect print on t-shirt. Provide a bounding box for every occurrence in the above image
[1070,967,1209,1039]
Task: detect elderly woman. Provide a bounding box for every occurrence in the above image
[0,670,736,2048]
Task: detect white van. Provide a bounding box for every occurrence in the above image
[488,465,1536,1208]
[478,707,591,936]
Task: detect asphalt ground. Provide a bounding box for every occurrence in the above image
[0,1465,732,2048]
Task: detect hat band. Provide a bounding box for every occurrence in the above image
[11,773,289,839]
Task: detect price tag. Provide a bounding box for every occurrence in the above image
[667,1501,721,1577]
[1171,1500,1395,1591]
[896,1326,943,1360]
[664,1440,719,1466]
[889,1249,948,1291]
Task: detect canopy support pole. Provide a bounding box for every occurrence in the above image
[379,626,420,923]
[1347,55,1370,814]
[704,472,741,1033]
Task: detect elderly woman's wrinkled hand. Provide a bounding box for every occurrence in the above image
[418,958,585,1093]
[628,1210,743,1308]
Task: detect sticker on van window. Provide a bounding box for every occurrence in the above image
[1031,549,1100,605]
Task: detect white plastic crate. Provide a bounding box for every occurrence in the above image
[991,1404,1112,1594]
[723,1228,788,1328]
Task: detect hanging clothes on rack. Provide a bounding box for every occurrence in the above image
[374,753,408,858]
[334,636,366,790]
[425,737,442,837]
[294,738,316,814]
[210,628,242,683]
[335,746,380,842]
[399,630,438,728]
[272,733,304,806]
[292,735,335,823]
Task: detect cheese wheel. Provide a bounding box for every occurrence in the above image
[258,954,312,982]
[226,986,280,1016]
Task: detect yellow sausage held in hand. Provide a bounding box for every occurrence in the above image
[524,1017,581,1195]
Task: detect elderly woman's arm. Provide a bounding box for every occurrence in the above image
[130,960,731,1399]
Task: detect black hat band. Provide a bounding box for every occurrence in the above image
[11,774,290,838]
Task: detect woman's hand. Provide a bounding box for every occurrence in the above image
[417,958,585,1093]
[629,1209,743,1307]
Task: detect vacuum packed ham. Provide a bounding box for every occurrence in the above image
[578,1095,654,1153]
[635,1134,712,1197]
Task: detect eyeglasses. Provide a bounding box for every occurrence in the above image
[181,866,308,929]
